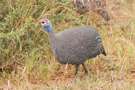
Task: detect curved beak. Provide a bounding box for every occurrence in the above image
[35,22,40,27]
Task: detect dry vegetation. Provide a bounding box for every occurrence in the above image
[0,0,135,90]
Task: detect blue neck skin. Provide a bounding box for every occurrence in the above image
[41,20,53,32]
[43,25,53,32]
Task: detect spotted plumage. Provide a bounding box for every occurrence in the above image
[36,14,106,82]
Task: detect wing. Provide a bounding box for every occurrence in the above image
[54,26,104,64]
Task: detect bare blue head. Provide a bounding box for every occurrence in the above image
[36,17,53,32]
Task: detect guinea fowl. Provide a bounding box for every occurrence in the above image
[70,0,110,21]
[36,14,106,82]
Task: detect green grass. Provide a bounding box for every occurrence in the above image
[0,0,135,89]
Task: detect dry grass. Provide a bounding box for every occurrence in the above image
[0,0,135,89]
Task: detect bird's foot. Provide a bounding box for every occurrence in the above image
[81,72,90,78]
[81,68,92,78]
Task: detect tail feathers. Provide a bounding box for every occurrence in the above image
[102,50,107,56]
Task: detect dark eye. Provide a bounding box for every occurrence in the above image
[42,21,45,24]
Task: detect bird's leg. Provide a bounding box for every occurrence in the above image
[82,63,89,75]
[71,65,79,83]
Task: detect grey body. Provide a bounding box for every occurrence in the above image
[48,26,106,65]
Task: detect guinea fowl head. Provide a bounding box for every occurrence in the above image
[36,13,53,32]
